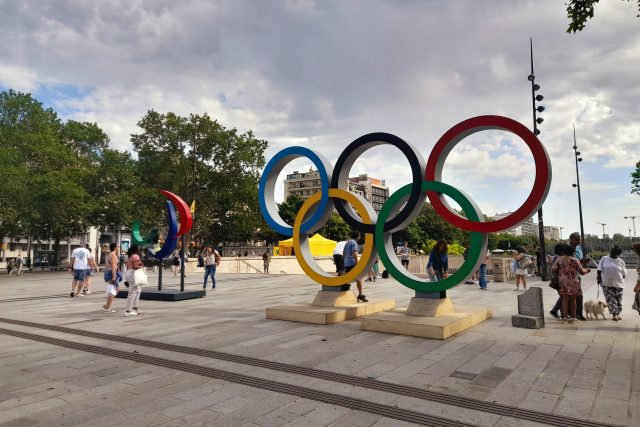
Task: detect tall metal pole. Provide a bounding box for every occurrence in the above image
[624,216,637,237]
[573,124,585,245]
[530,39,548,280]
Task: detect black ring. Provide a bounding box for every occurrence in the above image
[330,132,425,234]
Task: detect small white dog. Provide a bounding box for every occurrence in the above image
[584,300,608,320]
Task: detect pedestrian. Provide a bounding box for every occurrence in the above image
[102,242,120,313]
[124,245,144,316]
[552,243,590,323]
[333,238,346,275]
[397,241,411,270]
[372,257,380,281]
[478,249,490,290]
[83,246,98,295]
[631,242,640,315]
[262,249,271,274]
[597,245,627,321]
[15,253,23,276]
[343,230,368,302]
[172,250,180,276]
[549,232,589,321]
[68,244,90,297]
[513,245,531,291]
[6,258,15,275]
[427,240,449,281]
[203,246,221,291]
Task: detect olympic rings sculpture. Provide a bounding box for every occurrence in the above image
[259,115,552,293]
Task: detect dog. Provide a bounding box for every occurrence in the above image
[584,300,608,320]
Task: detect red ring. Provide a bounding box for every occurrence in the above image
[425,115,551,233]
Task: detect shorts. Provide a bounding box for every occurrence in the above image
[345,265,355,273]
[105,284,119,296]
[73,269,88,281]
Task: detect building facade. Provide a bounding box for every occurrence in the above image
[283,170,390,213]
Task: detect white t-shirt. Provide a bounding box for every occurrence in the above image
[333,241,346,256]
[71,247,90,270]
[598,256,627,288]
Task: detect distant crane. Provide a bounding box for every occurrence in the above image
[595,222,607,239]
[624,216,637,237]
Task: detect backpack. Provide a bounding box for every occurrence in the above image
[15,257,22,265]
[381,269,389,279]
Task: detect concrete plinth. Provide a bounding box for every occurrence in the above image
[361,297,492,339]
[116,288,206,301]
[266,289,395,325]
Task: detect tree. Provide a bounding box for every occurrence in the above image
[631,160,640,196]
[566,0,639,33]
[0,90,96,264]
[131,110,268,246]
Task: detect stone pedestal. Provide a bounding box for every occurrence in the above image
[361,293,492,340]
[511,287,545,329]
[266,287,395,325]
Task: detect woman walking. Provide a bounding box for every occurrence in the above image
[102,243,120,313]
[598,245,627,321]
[427,240,449,281]
[203,246,221,291]
[552,243,590,323]
[125,245,144,316]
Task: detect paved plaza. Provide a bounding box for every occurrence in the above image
[0,269,638,426]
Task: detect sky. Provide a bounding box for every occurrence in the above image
[1,0,639,239]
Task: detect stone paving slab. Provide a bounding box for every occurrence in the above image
[0,270,639,425]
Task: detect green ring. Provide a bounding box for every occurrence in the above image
[375,180,487,293]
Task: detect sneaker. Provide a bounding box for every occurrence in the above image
[480,287,487,290]
[576,315,586,321]
[125,311,138,316]
[124,281,130,288]
[549,310,560,319]
[133,308,141,314]
[357,294,368,303]
[102,308,116,313]
[84,290,92,295]
[70,292,75,298]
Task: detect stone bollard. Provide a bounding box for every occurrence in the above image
[512,287,545,328]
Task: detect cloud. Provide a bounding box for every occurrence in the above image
[1,0,639,237]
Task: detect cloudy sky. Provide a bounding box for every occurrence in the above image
[1,0,639,239]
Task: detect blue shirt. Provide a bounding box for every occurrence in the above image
[343,239,358,267]
[574,245,583,260]
[427,251,448,274]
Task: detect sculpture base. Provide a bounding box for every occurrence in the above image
[361,297,492,339]
[266,290,395,325]
[116,288,206,301]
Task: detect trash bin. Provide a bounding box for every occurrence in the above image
[491,258,504,282]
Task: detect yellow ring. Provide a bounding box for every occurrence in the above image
[293,188,374,286]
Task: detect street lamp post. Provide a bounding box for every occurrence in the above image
[528,38,548,280]
[571,124,585,247]
[624,216,637,237]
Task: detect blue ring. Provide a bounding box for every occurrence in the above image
[259,147,332,236]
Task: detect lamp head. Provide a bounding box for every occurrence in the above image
[533,84,541,91]
[528,74,535,81]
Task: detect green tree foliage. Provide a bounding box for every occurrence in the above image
[631,160,640,196]
[318,212,351,241]
[567,0,639,33]
[131,110,268,246]
[0,90,98,262]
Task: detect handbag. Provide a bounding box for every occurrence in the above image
[133,268,148,286]
[518,258,533,269]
